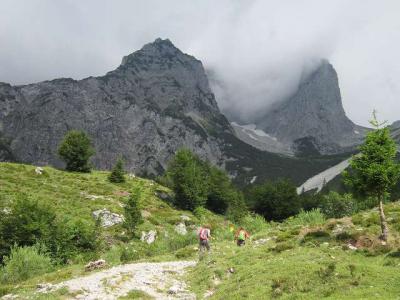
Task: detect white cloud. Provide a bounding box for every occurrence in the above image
[0,0,399,126]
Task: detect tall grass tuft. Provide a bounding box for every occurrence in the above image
[1,245,53,283]
[240,213,269,234]
[286,209,326,227]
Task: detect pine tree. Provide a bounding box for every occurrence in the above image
[165,149,209,211]
[108,158,126,183]
[343,111,400,241]
[58,130,95,172]
[123,188,143,237]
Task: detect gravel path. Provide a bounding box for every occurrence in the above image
[48,261,197,300]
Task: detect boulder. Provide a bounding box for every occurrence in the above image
[155,190,172,201]
[35,167,44,175]
[92,209,124,227]
[347,244,357,251]
[36,283,55,293]
[181,215,191,221]
[141,230,157,244]
[175,223,187,235]
[141,210,152,218]
[84,259,106,272]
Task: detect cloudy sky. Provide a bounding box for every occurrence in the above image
[0,0,399,126]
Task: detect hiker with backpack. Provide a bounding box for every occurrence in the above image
[235,227,250,246]
[198,225,211,252]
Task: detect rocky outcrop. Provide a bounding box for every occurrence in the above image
[92,209,124,227]
[256,60,368,155]
[141,230,157,244]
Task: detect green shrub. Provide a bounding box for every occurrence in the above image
[175,247,196,259]
[276,231,295,242]
[317,262,336,282]
[302,230,331,245]
[286,209,326,227]
[247,179,301,221]
[120,246,140,263]
[124,188,143,237]
[166,232,197,252]
[0,196,57,263]
[108,158,126,183]
[1,245,52,283]
[53,217,99,262]
[319,192,356,218]
[119,290,154,299]
[58,130,95,172]
[240,214,269,234]
[272,241,295,253]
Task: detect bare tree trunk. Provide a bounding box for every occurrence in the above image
[379,199,389,242]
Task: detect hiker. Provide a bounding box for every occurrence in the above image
[198,225,211,252]
[235,227,250,246]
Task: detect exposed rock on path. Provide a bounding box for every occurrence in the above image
[45,260,196,300]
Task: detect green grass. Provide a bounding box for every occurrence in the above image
[118,290,154,299]
[187,201,400,299]
[0,162,226,297]
[2,162,400,299]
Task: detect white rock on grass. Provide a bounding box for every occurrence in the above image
[347,244,358,250]
[92,209,124,227]
[35,167,44,175]
[141,230,157,244]
[84,259,107,272]
[181,215,191,221]
[175,223,187,235]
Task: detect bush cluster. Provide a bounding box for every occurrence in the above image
[0,245,53,283]
[246,179,301,221]
[164,149,247,220]
[0,196,98,265]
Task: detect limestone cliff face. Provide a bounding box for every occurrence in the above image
[256,61,368,155]
[0,39,232,175]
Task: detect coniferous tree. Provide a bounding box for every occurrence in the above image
[108,158,126,183]
[58,130,95,172]
[123,188,143,236]
[343,111,400,241]
[166,149,209,211]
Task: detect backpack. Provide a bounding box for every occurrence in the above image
[238,230,246,241]
[199,228,208,240]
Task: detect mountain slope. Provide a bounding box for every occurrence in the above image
[0,162,224,299]
[0,38,230,175]
[3,162,400,300]
[256,60,368,155]
[188,203,400,299]
[0,39,348,186]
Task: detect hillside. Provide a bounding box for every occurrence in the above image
[0,162,226,299]
[188,207,400,299]
[2,163,400,299]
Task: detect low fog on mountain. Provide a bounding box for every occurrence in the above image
[0,0,399,125]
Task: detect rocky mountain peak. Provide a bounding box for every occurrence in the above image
[255,60,366,155]
[120,38,188,67]
[391,120,400,130]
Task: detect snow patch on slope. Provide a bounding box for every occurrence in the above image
[231,122,293,155]
[297,159,350,194]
